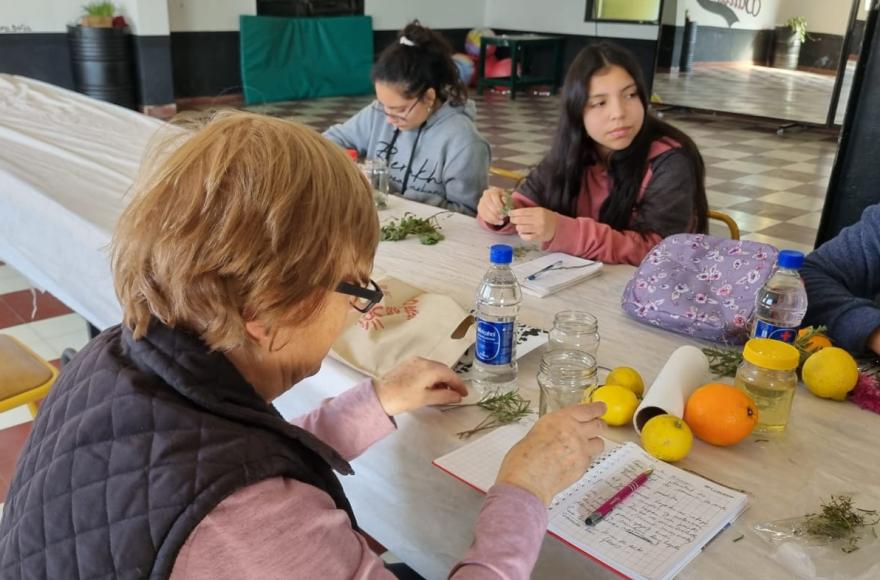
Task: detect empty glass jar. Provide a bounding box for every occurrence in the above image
[548,310,600,359]
[358,158,389,209]
[537,350,598,416]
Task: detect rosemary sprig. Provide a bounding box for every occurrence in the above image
[379,211,449,245]
[513,245,540,259]
[702,346,743,378]
[798,495,880,553]
[501,189,514,217]
[439,390,533,439]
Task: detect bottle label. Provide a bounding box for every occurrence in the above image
[752,320,798,343]
[475,319,515,365]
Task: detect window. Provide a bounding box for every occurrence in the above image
[585,0,663,24]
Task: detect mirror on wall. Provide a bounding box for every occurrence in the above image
[586,0,663,23]
[652,0,861,127]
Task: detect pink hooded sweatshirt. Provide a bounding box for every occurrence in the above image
[480,138,701,266]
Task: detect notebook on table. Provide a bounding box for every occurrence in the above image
[433,421,748,580]
[512,252,603,298]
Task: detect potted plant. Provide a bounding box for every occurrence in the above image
[773,17,809,70]
[80,1,115,28]
[67,3,136,108]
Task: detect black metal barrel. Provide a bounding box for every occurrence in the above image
[67,25,136,109]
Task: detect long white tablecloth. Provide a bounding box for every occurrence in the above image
[0,74,165,329]
[275,196,880,580]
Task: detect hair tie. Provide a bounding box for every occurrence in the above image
[399,36,416,47]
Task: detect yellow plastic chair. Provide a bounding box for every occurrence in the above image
[708,209,741,240]
[0,334,58,418]
[489,166,527,183]
[490,166,741,240]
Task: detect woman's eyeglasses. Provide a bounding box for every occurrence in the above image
[336,279,384,313]
[372,98,420,122]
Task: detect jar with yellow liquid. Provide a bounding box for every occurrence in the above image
[734,338,799,432]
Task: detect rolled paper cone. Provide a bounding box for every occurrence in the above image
[633,345,709,434]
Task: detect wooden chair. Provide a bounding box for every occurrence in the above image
[489,166,742,240]
[0,334,58,418]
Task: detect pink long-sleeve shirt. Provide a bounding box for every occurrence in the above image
[170,380,548,579]
[480,139,699,266]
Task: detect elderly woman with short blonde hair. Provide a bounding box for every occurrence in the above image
[0,112,606,579]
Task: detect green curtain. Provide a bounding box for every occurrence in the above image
[240,15,373,104]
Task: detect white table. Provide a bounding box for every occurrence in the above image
[274,196,880,580]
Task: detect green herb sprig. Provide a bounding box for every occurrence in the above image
[798,495,879,553]
[501,189,514,217]
[439,390,533,439]
[380,211,449,245]
[702,346,743,378]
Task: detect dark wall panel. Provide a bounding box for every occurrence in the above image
[132,35,175,105]
[170,31,242,99]
[0,33,74,89]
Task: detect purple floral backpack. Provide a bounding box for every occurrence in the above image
[621,234,779,344]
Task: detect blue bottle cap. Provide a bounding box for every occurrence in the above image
[777,250,805,269]
[489,244,514,264]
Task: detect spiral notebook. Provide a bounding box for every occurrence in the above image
[512,252,603,298]
[433,421,748,580]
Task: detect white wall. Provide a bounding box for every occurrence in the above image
[167,0,256,32]
[365,0,486,31]
[0,0,84,33]
[483,0,658,40]
[0,0,168,34]
[675,0,780,29]
[776,0,855,35]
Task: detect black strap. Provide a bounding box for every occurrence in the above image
[385,122,426,195]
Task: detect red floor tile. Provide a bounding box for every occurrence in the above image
[0,421,33,503]
[0,299,24,329]
[0,289,72,323]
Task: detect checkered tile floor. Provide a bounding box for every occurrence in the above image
[1,89,839,499]
[242,89,836,252]
[653,62,856,126]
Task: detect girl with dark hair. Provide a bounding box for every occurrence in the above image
[477,41,708,265]
[324,21,490,215]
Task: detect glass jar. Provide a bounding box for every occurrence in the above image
[358,158,389,209]
[734,338,799,432]
[548,310,600,359]
[537,350,598,416]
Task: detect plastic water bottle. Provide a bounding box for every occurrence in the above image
[751,250,808,344]
[472,244,522,394]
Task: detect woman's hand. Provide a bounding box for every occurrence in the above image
[496,403,607,506]
[373,357,467,416]
[478,186,509,226]
[509,207,559,242]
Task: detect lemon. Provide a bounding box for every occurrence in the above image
[605,366,645,398]
[801,346,859,401]
[589,384,639,426]
[641,414,693,462]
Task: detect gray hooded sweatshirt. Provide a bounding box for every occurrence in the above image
[323,100,490,216]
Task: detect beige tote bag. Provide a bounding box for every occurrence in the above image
[331,275,475,378]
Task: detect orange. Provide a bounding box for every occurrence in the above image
[796,328,832,353]
[684,383,758,446]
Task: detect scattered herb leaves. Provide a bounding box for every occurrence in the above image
[380,211,449,245]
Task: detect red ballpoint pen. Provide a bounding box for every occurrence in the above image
[584,467,654,526]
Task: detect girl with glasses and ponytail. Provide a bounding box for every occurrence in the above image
[478,41,708,266]
[324,21,490,216]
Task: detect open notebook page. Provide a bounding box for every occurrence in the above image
[434,422,747,580]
